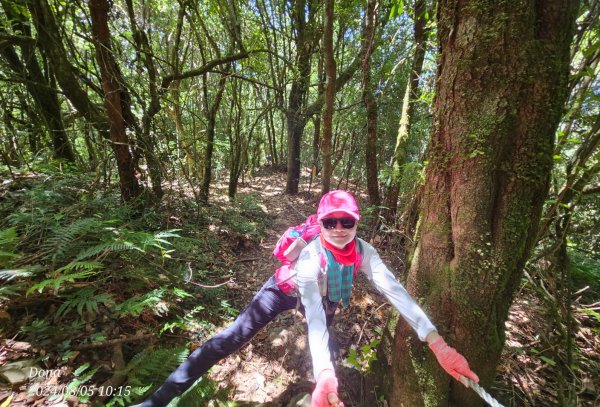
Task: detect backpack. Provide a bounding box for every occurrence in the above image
[273,215,362,295]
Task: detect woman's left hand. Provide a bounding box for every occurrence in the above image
[427,335,479,386]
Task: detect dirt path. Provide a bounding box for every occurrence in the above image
[209,172,387,406]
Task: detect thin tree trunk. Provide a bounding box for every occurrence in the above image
[199,71,228,204]
[309,115,321,192]
[361,0,380,205]
[89,0,141,202]
[285,0,315,194]
[385,0,429,212]
[380,1,579,406]
[124,0,163,200]
[321,0,335,195]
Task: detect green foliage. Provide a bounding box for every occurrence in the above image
[107,347,191,406]
[58,363,99,404]
[169,376,234,407]
[0,169,270,405]
[56,287,115,319]
[0,227,18,267]
[19,318,53,341]
[217,193,270,240]
[44,217,108,263]
[27,267,102,295]
[346,338,381,374]
[569,250,600,296]
[114,288,168,317]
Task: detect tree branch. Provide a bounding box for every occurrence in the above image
[0,33,35,51]
[208,69,279,90]
[161,51,261,88]
[582,184,600,195]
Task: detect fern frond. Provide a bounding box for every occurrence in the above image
[75,241,143,261]
[122,346,189,386]
[154,230,181,239]
[107,346,190,405]
[0,265,43,281]
[0,227,19,267]
[43,218,104,262]
[55,261,103,273]
[170,376,221,407]
[26,269,98,295]
[114,288,167,317]
[56,287,114,320]
[0,285,21,300]
[0,227,17,246]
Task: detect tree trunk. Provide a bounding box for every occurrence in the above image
[285,0,315,195]
[89,0,141,202]
[28,0,109,137]
[199,71,228,204]
[361,0,380,205]
[124,0,163,200]
[380,1,579,406]
[0,3,75,162]
[321,0,335,195]
[385,0,429,213]
[309,114,321,192]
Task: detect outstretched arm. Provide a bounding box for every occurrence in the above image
[426,331,479,386]
[359,240,478,386]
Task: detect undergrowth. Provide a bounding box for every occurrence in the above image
[0,165,270,406]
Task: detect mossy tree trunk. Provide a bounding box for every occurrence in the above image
[321,0,335,195]
[379,1,579,406]
[385,0,429,214]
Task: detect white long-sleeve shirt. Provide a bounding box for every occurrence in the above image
[293,237,437,379]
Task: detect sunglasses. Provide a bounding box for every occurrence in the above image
[321,217,357,230]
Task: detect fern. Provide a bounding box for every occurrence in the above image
[55,261,103,273]
[0,266,43,300]
[44,218,105,263]
[0,227,17,246]
[114,288,167,317]
[26,269,99,295]
[0,265,43,281]
[75,241,143,261]
[106,347,190,406]
[154,230,182,240]
[56,287,114,320]
[0,285,20,300]
[169,376,232,407]
[0,227,18,267]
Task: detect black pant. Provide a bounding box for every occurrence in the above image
[140,276,338,406]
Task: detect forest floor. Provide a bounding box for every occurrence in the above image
[1,168,599,406]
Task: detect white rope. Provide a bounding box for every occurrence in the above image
[464,377,505,407]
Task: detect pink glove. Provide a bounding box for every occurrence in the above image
[429,337,479,383]
[311,369,344,407]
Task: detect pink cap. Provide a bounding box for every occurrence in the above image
[317,190,360,221]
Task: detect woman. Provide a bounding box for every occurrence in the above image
[136,190,478,407]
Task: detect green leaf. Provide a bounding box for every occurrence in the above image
[74,363,90,376]
[539,356,556,366]
[580,308,600,322]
